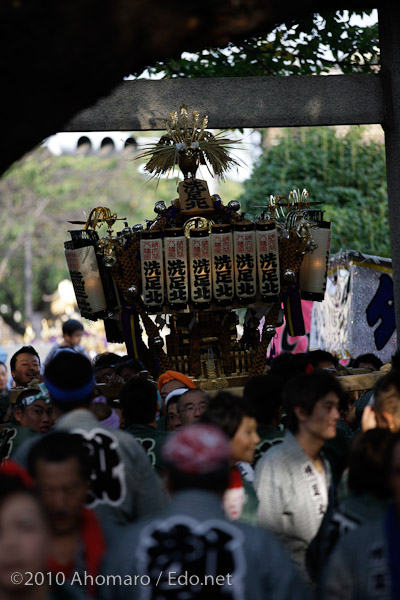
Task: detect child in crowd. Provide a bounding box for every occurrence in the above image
[44,319,89,367]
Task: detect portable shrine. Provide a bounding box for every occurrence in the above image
[64,106,331,390]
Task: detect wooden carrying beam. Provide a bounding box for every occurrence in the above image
[337,371,382,392]
[65,74,385,132]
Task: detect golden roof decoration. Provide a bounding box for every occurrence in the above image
[135,105,241,180]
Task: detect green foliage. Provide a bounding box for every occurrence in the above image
[239,126,390,257]
[142,11,379,78]
[0,144,243,331]
[0,146,182,327]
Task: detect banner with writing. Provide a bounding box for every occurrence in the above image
[233,225,256,302]
[310,254,397,362]
[256,223,280,300]
[189,230,212,305]
[211,225,234,303]
[164,231,189,306]
[140,234,165,309]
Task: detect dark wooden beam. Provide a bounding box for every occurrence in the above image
[379,3,400,347]
[65,73,385,132]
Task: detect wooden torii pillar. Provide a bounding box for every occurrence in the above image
[379,4,400,348]
[64,3,400,347]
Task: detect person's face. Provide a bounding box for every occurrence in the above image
[231,416,260,463]
[160,381,186,413]
[297,392,340,441]
[178,391,209,426]
[12,352,41,386]
[0,365,7,393]
[374,385,400,432]
[0,493,49,593]
[64,330,83,348]
[358,361,377,371]
[375,410,391,429]
[95,367,115,384]
[390,440,400,507]
[161,381,186,403]
[14,399,54,433]
[34,458,88,535]
[317,361,336,371]
[166,402,181,432]
[119,366,139,383]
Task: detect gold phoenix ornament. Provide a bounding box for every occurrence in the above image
[136,105,240,180]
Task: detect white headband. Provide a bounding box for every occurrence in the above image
[165,387,188,407]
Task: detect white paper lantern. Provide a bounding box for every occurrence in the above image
[65,245,107,317]
[299,222,331,301]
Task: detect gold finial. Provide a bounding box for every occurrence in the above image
[135,105,241,180]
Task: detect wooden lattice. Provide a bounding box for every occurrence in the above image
[112,237,140,291]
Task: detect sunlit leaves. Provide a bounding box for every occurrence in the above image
[141,10,379,79]
[239,126,389,257]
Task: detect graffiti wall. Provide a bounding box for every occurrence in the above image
[310,253,397,363]
[273,300,313,355]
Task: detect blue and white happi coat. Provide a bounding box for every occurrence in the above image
[254,430,332,581]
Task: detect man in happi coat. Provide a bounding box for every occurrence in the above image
[254,370,344,584]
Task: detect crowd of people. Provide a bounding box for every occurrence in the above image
[0,321,399,599]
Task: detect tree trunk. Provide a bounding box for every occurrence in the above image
[24,229,33,327]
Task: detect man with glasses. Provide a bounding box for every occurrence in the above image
[178,389,210,426]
